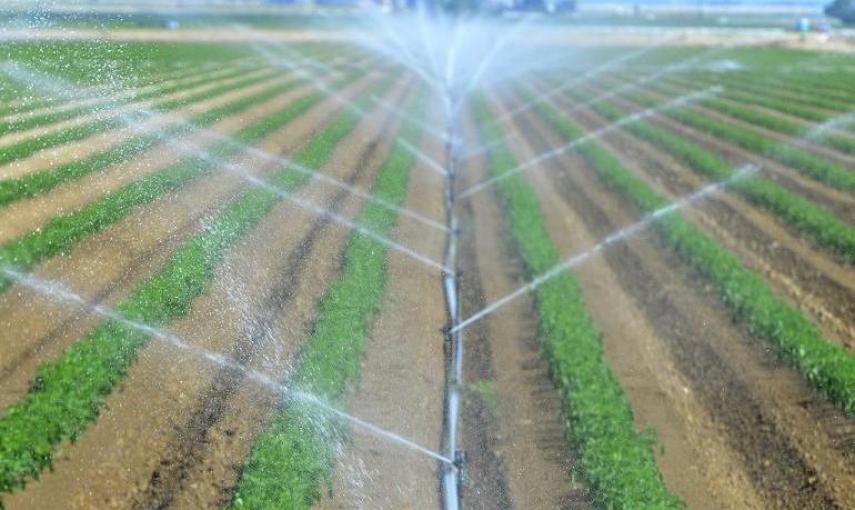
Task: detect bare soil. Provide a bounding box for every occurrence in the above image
[314,98,447,510]
[2,75,406,510]
[507,91,855,508]
[0,75,377,410]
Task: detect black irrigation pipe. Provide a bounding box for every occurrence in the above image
[439,87,465,510]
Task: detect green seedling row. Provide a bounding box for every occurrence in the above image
[0,71,395,498]
[581,93,855,264]
[0,66,286,168]
[0,69,287,209]
[623,89,855,191]
[0,64,254,137]
[531,96,855,425]
[714,75,855,114]
[0,74,324,295]
[0,61,217,120]
[651,78,855,157]
[229,88,426,510]
[472,95,684,510]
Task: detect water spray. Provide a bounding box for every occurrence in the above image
[1,61,448,242]
[452,164,760,334]
[459,86,722,198]
[0,264,456,467]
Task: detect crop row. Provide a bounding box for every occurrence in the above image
[0,64,254,137]
[0,61,218,124]
[0,70,396,497]
[0,41,249,102]
[668,72,855,127]
[0,70,298,210]
[0,73,320,295]
[471,94,684,509]
[528,93,855,422]
[707,73,855,117]
[0,59,222,119]
[642,76,855,157]
[0,42,357,128]
[229,86,426,510]
[616,84,855,191]
[0,65,286,169]
[565,84,855,264]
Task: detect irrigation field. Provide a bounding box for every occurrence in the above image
[2,10,855,510]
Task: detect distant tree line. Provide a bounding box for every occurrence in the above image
[826,0,855,22]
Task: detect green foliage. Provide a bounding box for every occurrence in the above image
[0,77,326,295]
[472,95,683,510]
[629,92,855,191]
[229,89,426,510]
[0,65,283,168]
[531,96,855,422]
[651,75,855,151]
[585,98,855,264]
[471,379,500,415]
[0,65,255,137]
[0,72,394,498]
[0,71,288,209]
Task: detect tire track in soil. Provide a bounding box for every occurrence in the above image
[452,114,590,510]
[488,94,764,510]
[312,103,446,510]
[564,97,855,349]
[0,76,375,409]
[133,81,412,510]
[510,99,849,509]
[2,75,402,510]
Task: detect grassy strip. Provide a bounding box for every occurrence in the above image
[228,88,425,510]
[0,72,396,497]
[0,71,360,295]
[577,90,855,264]
[472,95,683,509]
[623,89,855,191]
[0,70,285,208]
[531,95,855,421]
[0,66,277,168]
[0,65,252,136]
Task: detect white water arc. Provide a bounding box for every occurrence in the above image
[0,265,455,467]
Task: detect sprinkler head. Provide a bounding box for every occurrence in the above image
[454,449,467,488]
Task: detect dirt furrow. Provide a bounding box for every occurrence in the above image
[0,62,226,126]
[313,100,447,510]
[0,71,294,244]
[2,74,405,510]
[452,112,590,510]
[0,67,275,181]
[591,88,855,226]
[133,80,413,510]
[511,97,855,509]
[0,64,246,146]
[489,95,762,510]
[0,75,377,409]
[687,101,855,167]
[564,99,855,349]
